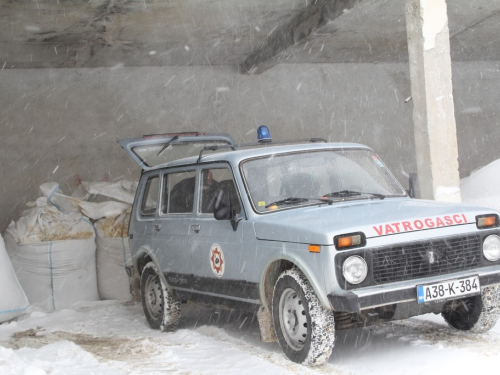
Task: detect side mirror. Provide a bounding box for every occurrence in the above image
[214,188,242,231]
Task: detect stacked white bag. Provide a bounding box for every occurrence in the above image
[95,211,134,301]
[0,234,30,323]
[79,181,137,301]
[5,183,99,312]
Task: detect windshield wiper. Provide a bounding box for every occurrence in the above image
[323,190,385,200]
[310,197,334,205]
[265,197,309,208]
[265,197,335,208]
[156,135,179,157]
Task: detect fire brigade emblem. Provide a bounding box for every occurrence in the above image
[210,244,225,277]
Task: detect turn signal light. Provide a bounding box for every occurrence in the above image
[476,215,499,229]
[334,232,366,250]
[308,244,320,253]
[338,235,360,248]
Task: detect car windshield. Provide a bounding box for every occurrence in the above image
[240,149,406,213]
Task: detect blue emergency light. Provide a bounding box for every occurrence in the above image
[257,125,272,143]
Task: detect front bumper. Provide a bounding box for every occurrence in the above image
[328,271,500,313]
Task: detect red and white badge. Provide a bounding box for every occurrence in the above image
[210,244,225,277]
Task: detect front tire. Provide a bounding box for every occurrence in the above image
[442,284,500,333]
[272,268,335,366]
[141,262,181,332]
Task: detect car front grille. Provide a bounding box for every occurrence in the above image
[372,235,482,284]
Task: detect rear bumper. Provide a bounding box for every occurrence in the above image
[328,271,500,313]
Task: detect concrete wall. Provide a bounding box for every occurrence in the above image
[1,61,499,232]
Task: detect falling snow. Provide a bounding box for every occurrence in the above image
[1,300,500,374]
[2,0,500,373]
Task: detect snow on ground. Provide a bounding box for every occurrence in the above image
[3,162,500,374]
[1,299,500,375]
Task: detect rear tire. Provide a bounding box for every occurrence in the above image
[442,284,500,333]
[272,268,335,366]
[141,262,181,332]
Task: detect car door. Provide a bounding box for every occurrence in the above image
[155,168,197,289]
[188,164,253,301]
[131,172,161,259]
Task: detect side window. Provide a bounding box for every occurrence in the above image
[200,168,241,215]
[161,170,196,214]
[141,176,159,217]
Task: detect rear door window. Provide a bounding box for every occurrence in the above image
[141,175,160,216]
[161,170,197,214]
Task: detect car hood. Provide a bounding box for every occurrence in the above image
[252,198,497,245]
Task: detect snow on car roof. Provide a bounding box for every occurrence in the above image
[153,141,372,170]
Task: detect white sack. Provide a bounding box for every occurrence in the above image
[95,212,133,301]
[82,181,138,204]
[79,201,131,221]
[40,182,84,214]
[4,230,100,312]
[0,235,30,323]
[7,204,94,244]
[461,159,500,211]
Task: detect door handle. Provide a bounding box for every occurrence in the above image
[190,224,201,233]
[154,224,161,231]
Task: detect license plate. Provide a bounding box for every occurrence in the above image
[417,275,480,304]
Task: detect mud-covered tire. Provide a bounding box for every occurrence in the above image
[272,268,335,366]
[442,284,500,333]
[140,262,181,332]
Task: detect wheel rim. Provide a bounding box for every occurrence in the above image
[145,273,163,320]
[279,287,308,351]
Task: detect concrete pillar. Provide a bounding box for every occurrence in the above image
[405,0,461,202]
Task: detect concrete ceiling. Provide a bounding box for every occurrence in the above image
[271,0,500,66]
[1,0,499,71]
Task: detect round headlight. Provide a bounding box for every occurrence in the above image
[342,255,368,284]
[483,235,500,261]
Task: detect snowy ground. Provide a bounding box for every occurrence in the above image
[1,299,500,375]
[3,160,500,374]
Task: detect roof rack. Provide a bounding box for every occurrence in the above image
[239,137,327,147]
[142,131,208,139]
[196,137,327,163]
